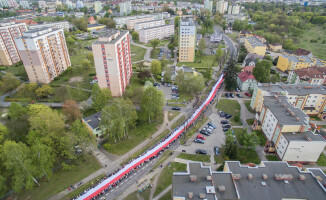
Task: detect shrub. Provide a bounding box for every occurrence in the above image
[234,115,240,122]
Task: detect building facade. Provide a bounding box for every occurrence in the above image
[287,67,324,85]
[92,30,132,97]
[126,16,155,30]
[120,1,132,16]
[216,0,228,14]
[0,22,28,66]
[15,28,71,84]
[237,71,258,91]
[276,54,326,72]
[179,18,196,62]
[19,0,30,9]
[28,21,70,30]
[94,1,102,13]
[134,19,165,32]
[204,0,213,12]
[244,36,267,56]
[139,24,174,43]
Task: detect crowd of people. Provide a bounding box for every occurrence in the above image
[70,77,223,200]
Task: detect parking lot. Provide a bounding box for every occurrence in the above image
[175,112,226,156]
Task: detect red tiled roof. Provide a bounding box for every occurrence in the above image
[242,66,255,73]
[294,67,323,79]
[294,48,311,56]
[238,71,256,82]
[88,16,95,21]
[11,19,38,25]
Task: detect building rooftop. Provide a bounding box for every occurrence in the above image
[294,48,312,56]
[87,23,105,28]
[82,111,102,130]
[279,82,326,95]
[93,30,129,45]
[180,18,195,26]
[20,27,61,38]
[257,83,285,94]
[281,54,314,63]
[263,95,309,126]
[293,67,324,80]
[282,131,325,142]
[134,19,164,26]
[141,23,173,30]
[238,71,256,82]
[246,36,266,47]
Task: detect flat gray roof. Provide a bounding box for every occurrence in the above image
[226,161,326,200]
[279,82,326,95]
[93,30,129,45]
[141,23,173,30]
[263,96,309,126]
[282,131,326,142]
[246,36,265,47]
[211,172,238,200]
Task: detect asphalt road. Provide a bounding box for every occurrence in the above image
[214,25,237,58]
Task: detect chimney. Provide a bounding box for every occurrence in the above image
[190,175,197,182]
[232,174,241,180]
[299,175,306,180]
[248,174,253,180]
[316,176,322,182]
[296,117,300,121]
[188,192,193,198]
[262,174,268,180]
[206,176,212,181]
[199,193,205,199]
[218,185,226,192]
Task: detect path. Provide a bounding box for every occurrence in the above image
[152,185,171,200]
[131,41,153,63]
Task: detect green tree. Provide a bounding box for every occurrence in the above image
[0,124,8,145]
[163,68,172,83]
[224,58,238,90]
[223,130,237,159]
[150,39,160,50]
[27,104,51,117]
[81,59,92,70]
[63,100,81,123]
[30,142,54,181]
[2,141,40,192]
[86,52,94,63]
[175,71,205,96]
[91,84,109,112]
[0,73,20,93]
[168,43,175,51]
[203,67,214,81]
[131,32,139,42]
[215,46,224,64]
[270,73,280,83]
[8,102,27,120]
[150,60,162,75]
[140,86,165,124]
[197,38,207,57]
[174,16,180,29]
[35,85,53,99]
[71,120,94,148]
[237,129,259,149]
[252,60,272,83]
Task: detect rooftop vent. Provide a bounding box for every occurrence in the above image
[206,176,212,181]
[299,175,306,180]
[261,182,266,186]
[218,185,226,192]
[188,192,193,198]
[190,175,197,182]
[296,117,300,121]
[275,174,293,180]
[232,174,241,180]
[199,193,205,199]
[248,174,253,180]
[206,186,215,194]
[262,174,268,179]
[316,176,322,182]
[305,136,312,141]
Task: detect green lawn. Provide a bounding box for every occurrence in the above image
[177,55,216,69]
[158,189,171,200]
[244,100,255,113]
[17,154,101,200]
[266,155,279,161]
[1,64,28,79]
[317,153,326,166]
[168,111,180,121]
[236,148,261,164]
[246,119,254,125]
[297,27,326,60]
[253,130,267,146]
[310,115,322,121]
[233,128,246,146]
[150,48,160,59]
[131,44,147,62]
[226,32,239,43]
[214,155,224,164]
[144,39,170,47]
[103,118,163,156]
[153,150,172,170]
[154,162,187,197]
[177,153,211,163]
[217,99,241,126]
[124,188,151,200]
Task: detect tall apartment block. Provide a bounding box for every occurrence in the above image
[179,18,196,62]
[0,22,27,66]
[14,28,71,84]
[126,16,155,30]
[139,24,174,43]
[92,30,132,97]
[119,1,132,16]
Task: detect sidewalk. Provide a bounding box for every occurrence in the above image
[152,185,171,200]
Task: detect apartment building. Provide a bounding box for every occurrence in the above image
[114,13,169,28]
[0,22,28,66]
[134,19,165,32]
[139,24,174,43]
[178,18,196,62]
[173,161,326,200]
[216,0,228,14]
[126,16,155,30]
[120,1,132,16]
[92,30,132,97]
[276,54,326,72]
[28,21,70,30]
[19,1,29,9]
[204,0,213,12]
[94,1,102,13]
[14,28,71,84]
[244,35,267,56]
[287,67,324,85]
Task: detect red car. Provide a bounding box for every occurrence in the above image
[196,135,206,140]
[245,92,252,97]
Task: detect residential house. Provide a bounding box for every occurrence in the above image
[237,71,257,91]
[241,53,263,67]
[294,48,313,57]
[287,67,324,85]
[82,111,103,137]
[267,43,282,52]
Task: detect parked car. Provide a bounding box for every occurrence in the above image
[200,130,209,135]
[229,93,235,98]
[225,93,230,97]
[172,94,180,97]
[245,92,252,97]
[214,146,220,155]
[202,127,212,133]
[222,124,231,128]
[154,82,160,87]
[196,135,206,140]
[172,96,180,100]
[171,107,181,111]
[167,83,171,87]
[196,149,207,154]
[207,122,216,129]
[194,138,205,144]
[223,128,230,132]
[205,125,213,132]
[225,114,232,119]
[236,94,242,98]
[221,120,229,124]
[236,88,240,92]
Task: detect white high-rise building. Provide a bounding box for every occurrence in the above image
[120,1,132,16]
[0,0,9,8]
[216,0,228,14]
[94,1,102,13]
[65,0,73,9]
[15,28,71,84]
[76,0,84,9]
[19,0,30,9]
[38,0,47,9]
[8,0,18,8]
[204,0,213,12]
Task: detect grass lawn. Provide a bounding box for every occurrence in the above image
[246,119,254,125]
[17,154,101,200]
[154,162,187,197]
[217,99,241,126]
[266,155,279,161]
[253,130,267,146]
[233,128,245,145]
[158,189,171,200]
[150,48,160,59]
[297,27,326,60]
[131,44,147,62]
[244,100,255,113]
[124,188,151,200]
[317,153,326,166]
[236,148,261,164]
[1,64,28,79]
[214,155,224,164]
[177,153,211,163]
[144,39,170,47]
[168,111,180,121]
[226,32,239,43]
[103,118,163,156]
[153,150,172,170]
[177,55,216,69]
[171,115,186,130]
[310,115,322,121]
